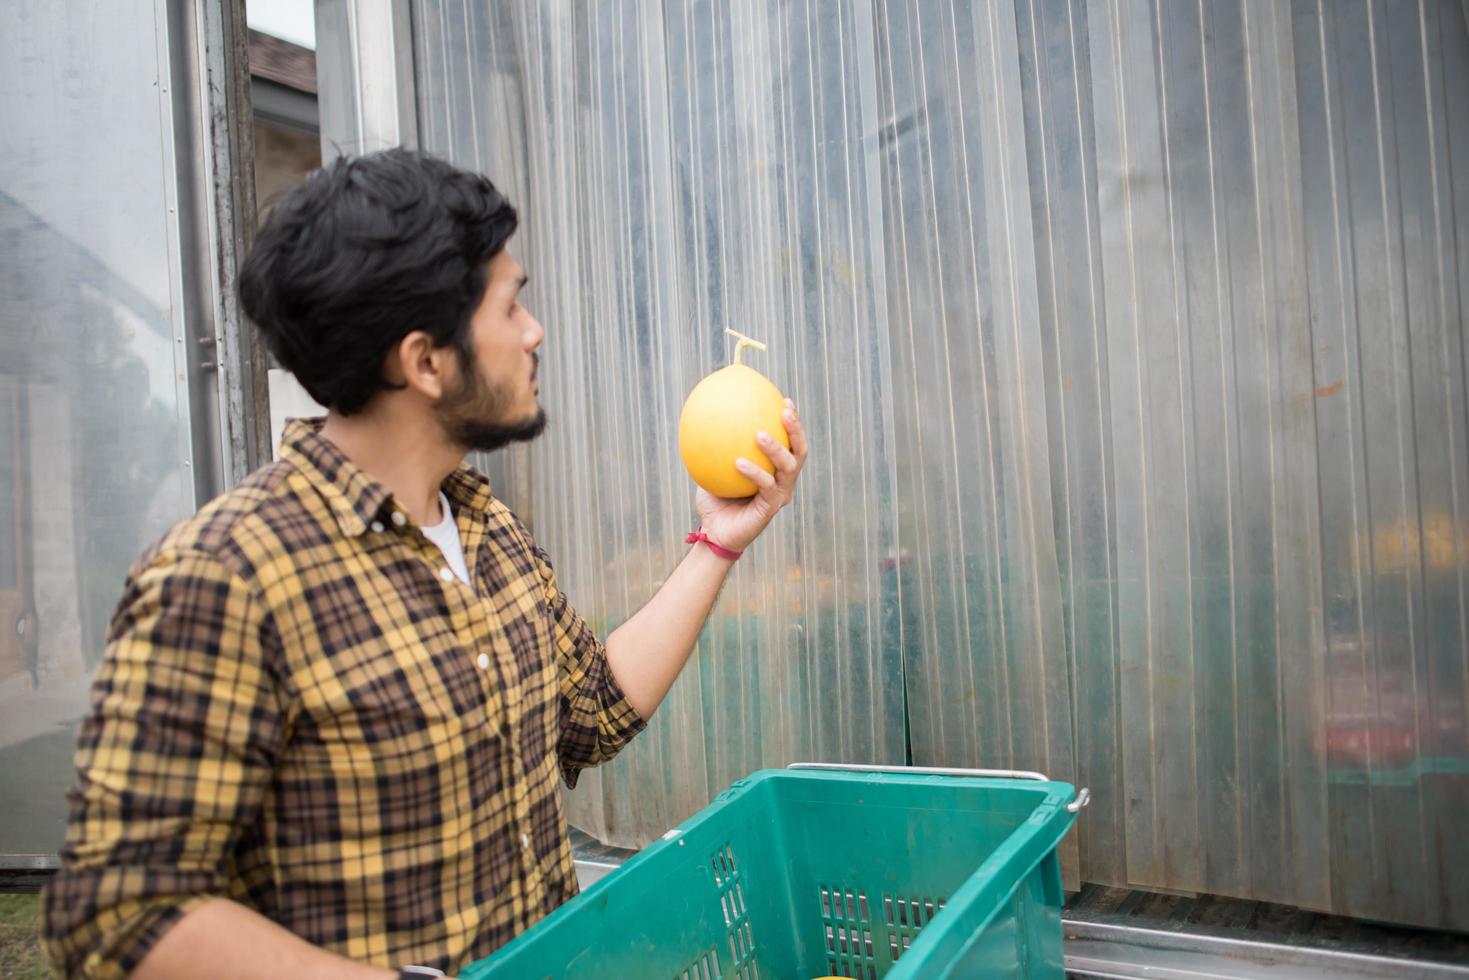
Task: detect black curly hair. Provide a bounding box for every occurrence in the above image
[239,148,519,415]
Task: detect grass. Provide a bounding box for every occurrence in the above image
[0,894,48,979]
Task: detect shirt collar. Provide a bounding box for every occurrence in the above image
[441,461,497,518]
[279,417,496,538]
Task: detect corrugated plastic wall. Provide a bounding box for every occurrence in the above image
[408,0,1469,930]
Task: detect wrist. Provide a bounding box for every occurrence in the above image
[687,528,743,561]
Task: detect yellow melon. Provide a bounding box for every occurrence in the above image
[679,331,790,498]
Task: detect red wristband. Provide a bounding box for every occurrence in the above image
[686,528,742,561]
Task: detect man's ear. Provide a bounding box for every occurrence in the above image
[391,330,452,400]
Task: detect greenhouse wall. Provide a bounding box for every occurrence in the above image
[310,0,1469,932]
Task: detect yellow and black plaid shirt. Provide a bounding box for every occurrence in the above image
[42,418,645,978]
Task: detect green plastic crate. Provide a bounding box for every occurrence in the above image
[461,766,1084,979]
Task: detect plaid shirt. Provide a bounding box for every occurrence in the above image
[42,418,645,978]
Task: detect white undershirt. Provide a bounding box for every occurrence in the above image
[421,491,472,587]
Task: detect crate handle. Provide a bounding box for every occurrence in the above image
[786,762,1091,813]
[787,762,1049,780]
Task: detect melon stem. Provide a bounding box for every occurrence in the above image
[725,328,767,366]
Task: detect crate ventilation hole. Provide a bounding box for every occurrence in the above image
[675,844,760,980]
[819,885,947,978]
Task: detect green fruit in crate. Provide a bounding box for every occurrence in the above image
[678,329,789,498]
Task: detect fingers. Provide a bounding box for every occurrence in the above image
[734,457,777,492]
[730,400,807,505]
[755,430,798,475]
[781,399,809,461]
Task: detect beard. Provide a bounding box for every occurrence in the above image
[436,351,547,453]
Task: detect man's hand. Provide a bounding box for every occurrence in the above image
[603,400,807,718]
[695,399,808,554]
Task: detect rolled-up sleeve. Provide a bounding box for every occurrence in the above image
[42,549,282,979]
[527,543,645,787]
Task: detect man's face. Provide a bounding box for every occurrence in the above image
[435,249,547,453]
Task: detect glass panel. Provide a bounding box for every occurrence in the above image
[0,0,193,859]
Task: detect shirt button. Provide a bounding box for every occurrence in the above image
[370,520,385,533]
[391,511,407,527]
[521,833,531,851]
[476,653,490,670]
[440,567,455,583]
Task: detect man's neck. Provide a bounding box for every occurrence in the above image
[318,408,462,526]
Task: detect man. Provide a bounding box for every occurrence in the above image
[42,149,806,979]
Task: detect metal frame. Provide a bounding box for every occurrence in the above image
[0,378,29,685]
[148,0,269,504]
[1063,917,1469,979]
[200,0,272,485]
[0,855,57,873]
[153,0,204,505]
[164,0,270,496]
